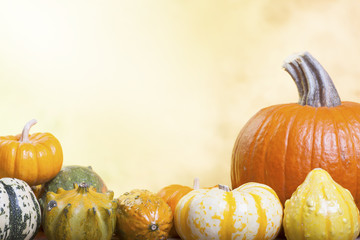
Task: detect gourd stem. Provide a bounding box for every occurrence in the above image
[218,184,231,192]
[193,177,200,190]
[77,182,89,194]
[149,224,159,232]
[283,52,341,107]
[19,119,37,143]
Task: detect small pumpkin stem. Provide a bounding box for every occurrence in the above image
[283,52,341,107]
[218,184,231,192]
[193,177,200,190]
[77,182,90,194]
[19,119,37,143]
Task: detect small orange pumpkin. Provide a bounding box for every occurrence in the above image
[0,119,63,186]
[157,178,200,237]
[157,178,200,215]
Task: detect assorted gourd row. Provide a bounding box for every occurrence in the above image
[159,169,360,240]
[1,51,360,240]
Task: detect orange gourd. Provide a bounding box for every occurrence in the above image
[231,52,360,208]
[157,178,200,237]
[0,119,63,186]
[116,189,173,240]
[157,179,197,214]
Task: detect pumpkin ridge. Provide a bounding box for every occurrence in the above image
[32,144,41,184]
[319,111,326,170]
[33,141,50,182]
[281,105,302,202]
[231,117,249,185]
[327,108,354,179]
[12,143,19,180]
[0,141,18,177]
[339,105,360,204]
[261,104,299,201]
[298,107,317,195]
[250,105,293,187]
[327,107,344,168]
[240,105,281,185]
[310,107,319,171]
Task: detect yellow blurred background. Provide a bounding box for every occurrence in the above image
[0,0,360,196]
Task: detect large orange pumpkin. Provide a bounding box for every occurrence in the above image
[231,52,360,208]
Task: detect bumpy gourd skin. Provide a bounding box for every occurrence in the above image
[284,168,360,240]
[43,183,117,240]
[116,189,173,240]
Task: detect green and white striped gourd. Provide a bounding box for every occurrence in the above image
[0,178,41,240]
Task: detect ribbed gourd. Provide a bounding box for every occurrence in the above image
[116,189,173,240]
[175,182,283,240]
[43,182,117,240]
[284,168,360,240]
[0,178,41,240]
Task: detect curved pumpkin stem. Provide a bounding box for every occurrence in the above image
[283,52,341,107]
[19,119,37,143]
[193,177,200,190]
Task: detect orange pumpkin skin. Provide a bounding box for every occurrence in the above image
[0,120,63,186]
[231,52,360,208]
[157,184,193,215]
[157,184,193,237]
[232,102,360,206]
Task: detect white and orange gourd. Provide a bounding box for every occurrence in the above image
[174,182,283,240]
